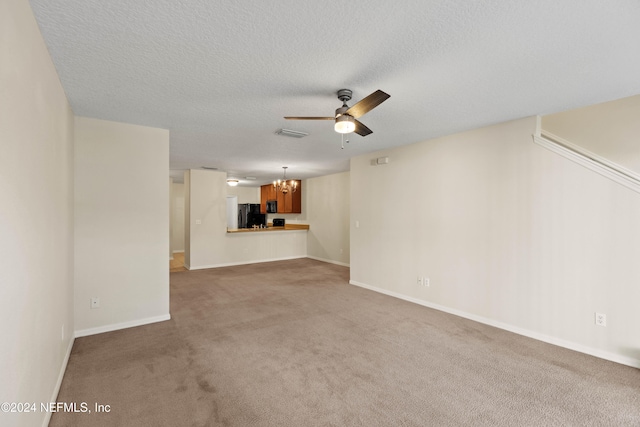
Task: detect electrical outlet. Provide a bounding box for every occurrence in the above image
[90,297,100,309]
[595,312,606,327]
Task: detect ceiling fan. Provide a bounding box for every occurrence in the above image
[284,89,390,137]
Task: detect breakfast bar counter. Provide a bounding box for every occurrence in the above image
[226,224,309,233]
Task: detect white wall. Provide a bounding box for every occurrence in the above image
[74,117,170,336]
[169,177,174,257]
[184,171,191,267]
[0,0,74,425]
[226,185,259,203]
[171,181,185,253]
[351,116,640,367]
[306,172,350,266]
[186,170,307,269]
[542,95,640,174]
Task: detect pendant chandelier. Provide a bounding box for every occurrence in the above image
[273,167,297,194]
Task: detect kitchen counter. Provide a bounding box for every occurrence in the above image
[227,224,309,233]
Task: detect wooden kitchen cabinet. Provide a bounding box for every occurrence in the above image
[291,185,301,213]
[260,186,269,213]
[267,184,276,201]
[260,184,277,213]
[260,180,301,214]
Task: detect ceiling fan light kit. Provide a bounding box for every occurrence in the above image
[335,114,355,133]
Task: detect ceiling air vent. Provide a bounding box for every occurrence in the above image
[275,129,308,138]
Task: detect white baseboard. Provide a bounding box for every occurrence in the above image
[306,255,350,267]
[349,280,640,369]
[74,314,171,338]
[42,336,75,427]
[188,255,306,270]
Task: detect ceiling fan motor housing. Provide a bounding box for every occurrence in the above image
[337,89,353,103]
[335,105,349,118]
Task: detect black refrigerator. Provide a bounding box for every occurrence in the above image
[237,203,265,228]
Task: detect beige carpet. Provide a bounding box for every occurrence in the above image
[51,258,640,426]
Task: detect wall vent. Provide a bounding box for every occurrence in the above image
[275,129,309,138]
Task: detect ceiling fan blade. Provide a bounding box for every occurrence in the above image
[284,116,334,120]
[353,119,373,137]
[346,90,390,119]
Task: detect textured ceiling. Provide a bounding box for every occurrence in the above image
[29,0,640,185]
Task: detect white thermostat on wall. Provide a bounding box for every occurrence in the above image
[376,156,389,165]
